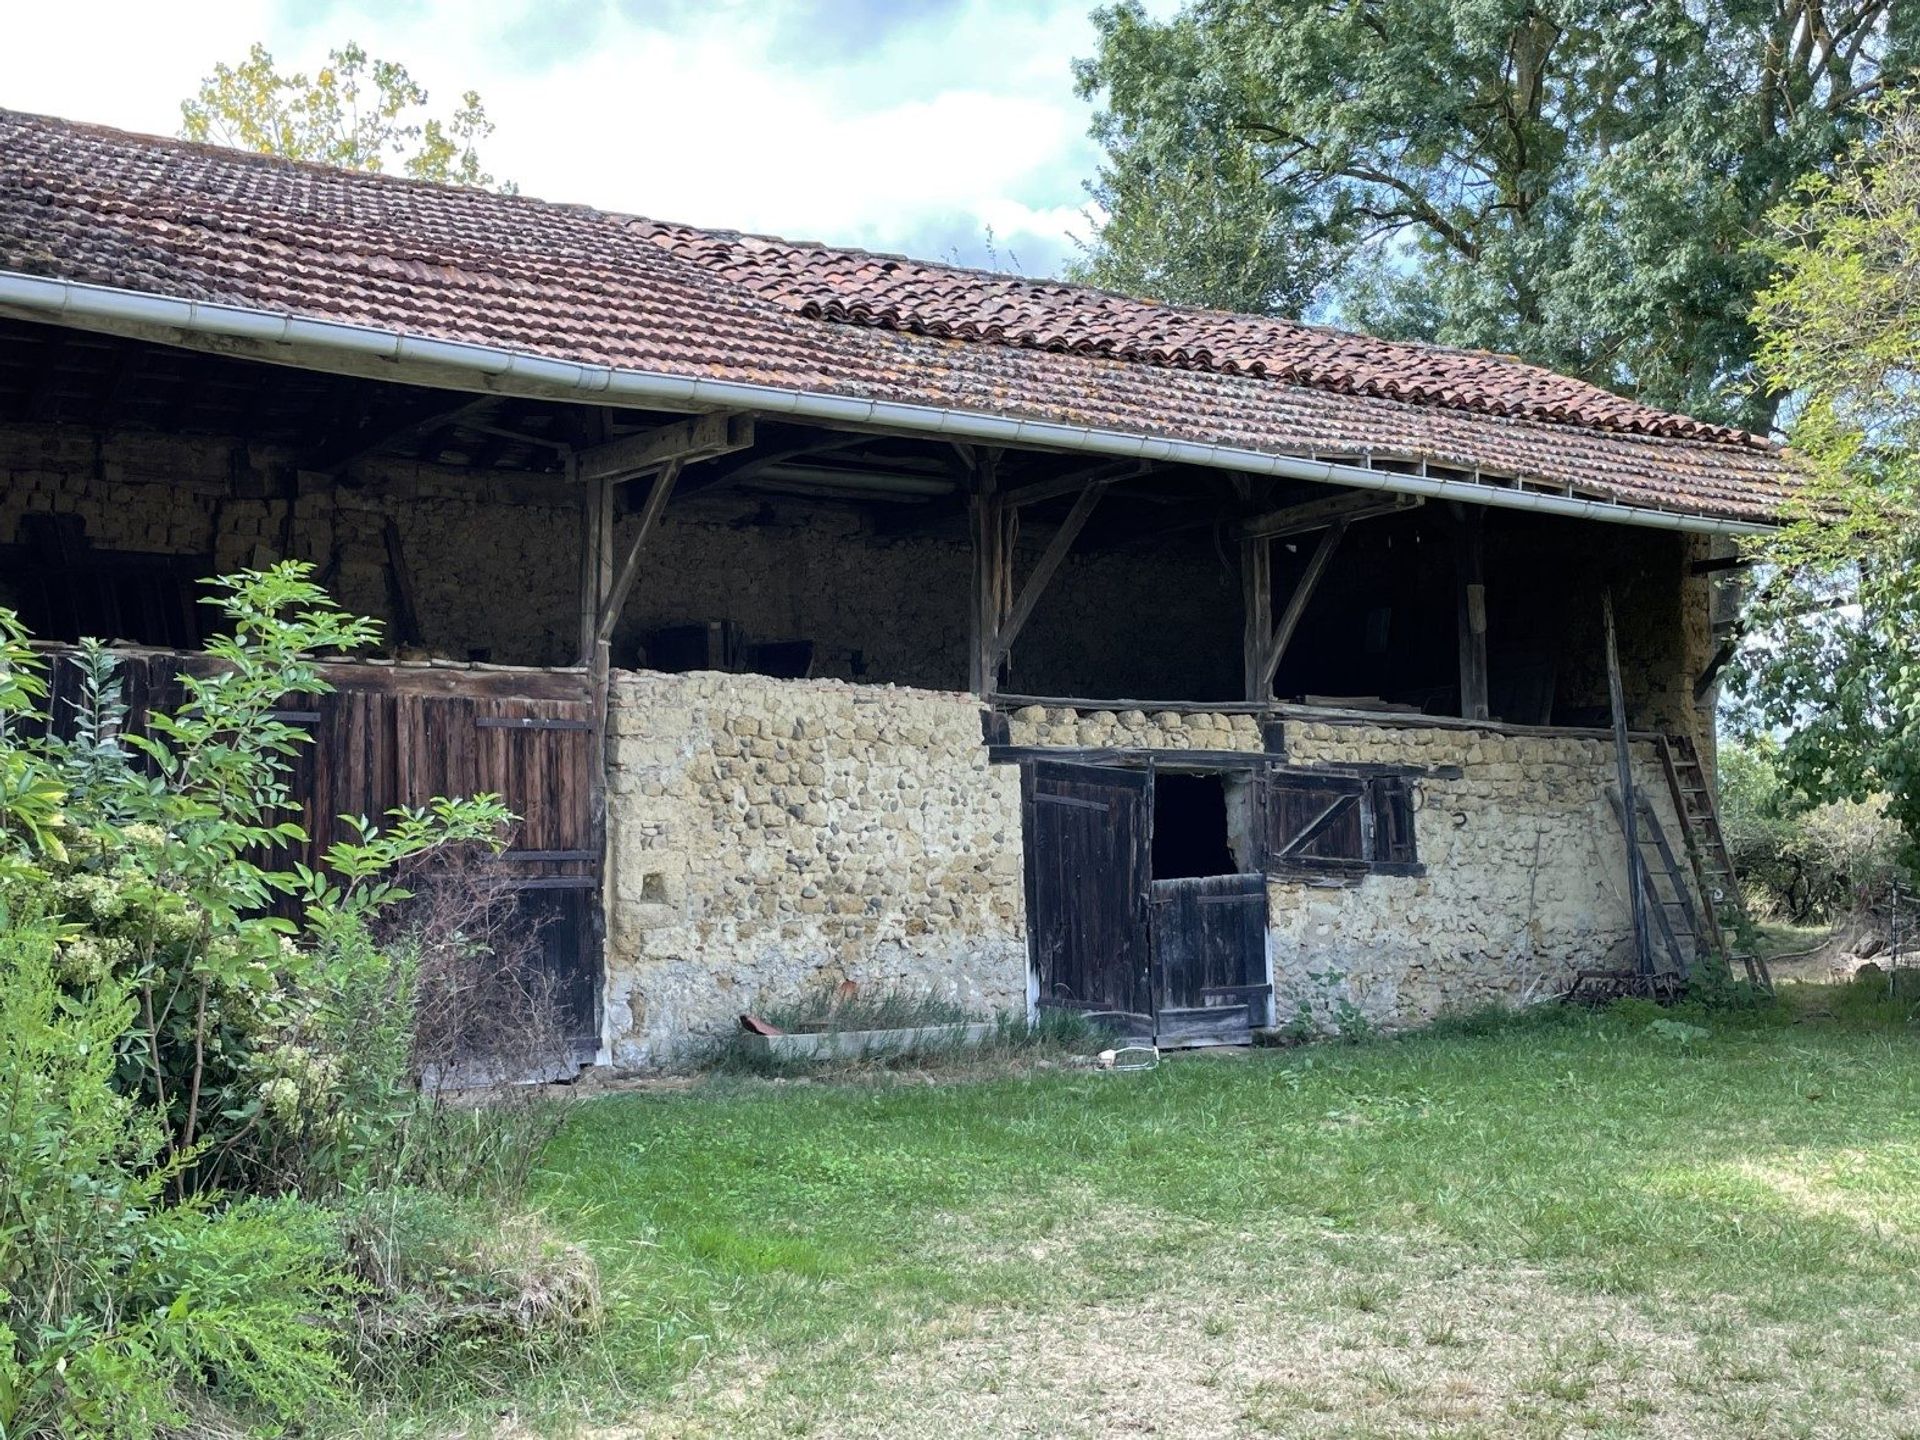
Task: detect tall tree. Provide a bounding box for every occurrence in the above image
[181,42,510,191]
[1074,2,1913,428]
[1733,108,1920,861]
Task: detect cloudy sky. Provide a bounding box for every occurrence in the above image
[1,0,1152,276]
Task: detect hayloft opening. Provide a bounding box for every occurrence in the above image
[1150,772,1239,880]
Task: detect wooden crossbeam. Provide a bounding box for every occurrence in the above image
[305,394,497,475]
[577,412,752,484]
[595,459,683,647]
[1252,518,1349,697]
[994,480,1106,664]
[1238,490,1421,541]
[1004,459,1148,509]
[666,434,866,504]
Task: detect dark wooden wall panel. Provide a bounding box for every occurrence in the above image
[35,648,602,1053]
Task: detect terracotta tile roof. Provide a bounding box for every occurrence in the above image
[0,108,1799,524]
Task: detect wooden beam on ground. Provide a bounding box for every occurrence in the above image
[1451,504,1489,722]
[577,412,753,484]
[596,459,683,647]
[995,480,1106,665]
[1253,518,1348,697]
[1242,535,1273,701]
[1238,489,1422,541]
[1604,589,1655,978]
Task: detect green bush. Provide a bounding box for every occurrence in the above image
[1719,737,1903,922]
[0,566,592,1435]
[0,908,344,1438]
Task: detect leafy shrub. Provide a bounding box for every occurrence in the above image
[0,908,344,1439]
[0,566,593,1435]
[1720,737,1903,922]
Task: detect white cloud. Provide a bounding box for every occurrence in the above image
[1,0,1112,274]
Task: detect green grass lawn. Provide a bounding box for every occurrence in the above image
[434,989,1920,1438]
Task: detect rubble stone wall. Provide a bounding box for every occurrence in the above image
[602,669,1027,1068]
[1006,704,1694,1035]
[1277,720,1691,1033]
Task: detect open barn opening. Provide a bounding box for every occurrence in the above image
[1151,771,1239,880]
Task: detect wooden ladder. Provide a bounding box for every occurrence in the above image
[1655,734,1772,989]
[1607,788,1702,979]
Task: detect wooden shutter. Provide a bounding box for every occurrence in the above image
[1261,770,1368,866]
[1370,776,1419,867]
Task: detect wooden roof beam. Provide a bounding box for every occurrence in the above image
[305,393,498,475]
[1238,489,1423,541]
[577,411,753,484]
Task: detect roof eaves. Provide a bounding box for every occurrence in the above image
[0,268,1780,538]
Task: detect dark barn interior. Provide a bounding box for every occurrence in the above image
[0,315,1709,729]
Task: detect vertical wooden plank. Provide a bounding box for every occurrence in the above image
[1242,536,1272,701]
[1453,504,1490,721]
[967,452,1005,697]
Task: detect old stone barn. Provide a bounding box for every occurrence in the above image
[0,111,1799,1066]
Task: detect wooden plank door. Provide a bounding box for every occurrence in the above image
[1022,760,1153,1027]
[1150,873,1268,1046]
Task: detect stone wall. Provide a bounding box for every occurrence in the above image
[1276,720,1691,1033]
[1006,704,1695,1035]
[602,669,1027,1068]
[1004,704,1267,751]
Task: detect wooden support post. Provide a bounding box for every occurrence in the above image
[1452,504,1489,721]
[968,453,1007,697]
[1242,535,1272,701]
[1604,589,1654,978]
[995,480,1105,666]
[1252,518,1348,699]
[596,459,682,647]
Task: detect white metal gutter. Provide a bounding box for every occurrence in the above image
[0,270,1780,538]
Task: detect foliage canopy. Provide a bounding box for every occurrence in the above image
[1073,1,1914,428]
[1735,107,1920,867]
[180,41,510,191]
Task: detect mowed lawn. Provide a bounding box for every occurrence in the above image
[504,994,1920,1439]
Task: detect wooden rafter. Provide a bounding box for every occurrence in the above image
[1003,459,1149,509]
[303,394,497,475]
[1238,489,1422,541]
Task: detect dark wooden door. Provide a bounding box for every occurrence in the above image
[1022,760,1153,1026]
[1150,873,1268,1046]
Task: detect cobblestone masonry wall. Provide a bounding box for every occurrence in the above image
[1006,706,1694,1034]
[602,669,1028,1068]
[1277,721,1691,1032]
